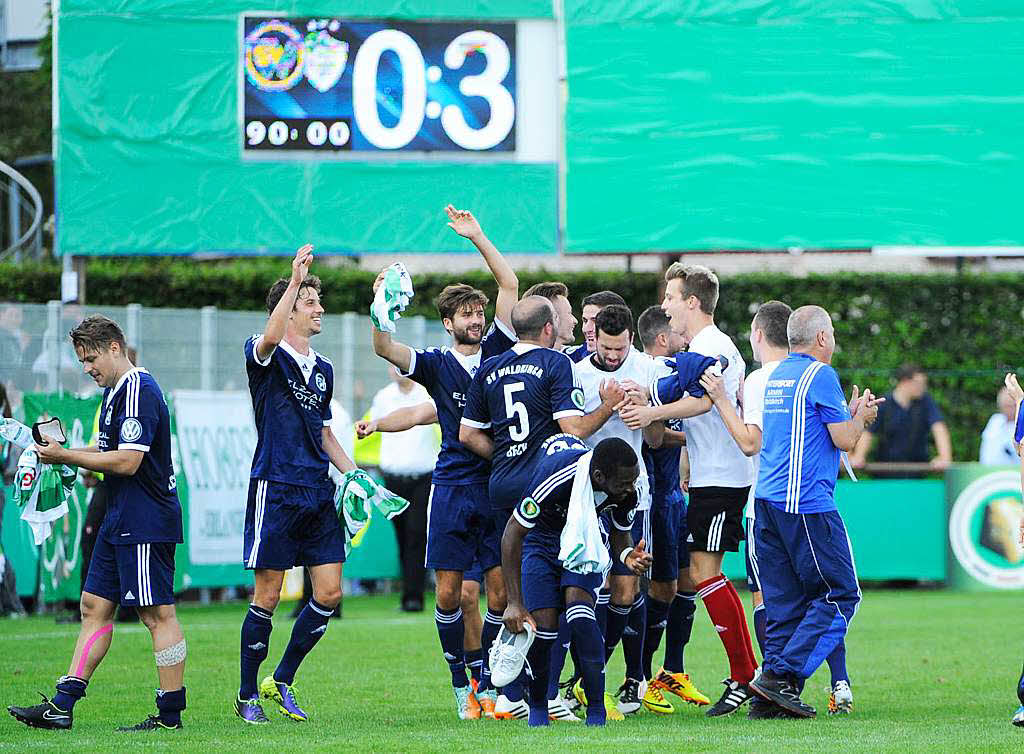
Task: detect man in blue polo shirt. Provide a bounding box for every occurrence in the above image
[748,306,881,719]
[9,315,187,733]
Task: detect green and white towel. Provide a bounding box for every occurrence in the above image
[13,447,77,546]
[335,469,410,554]
[370,262,414,333]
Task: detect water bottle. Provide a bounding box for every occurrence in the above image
[0,418,34,449]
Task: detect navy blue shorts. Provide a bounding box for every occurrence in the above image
[522,530,603,612]
[610,507,650,577]
[745,516,761,593]
[649,492,690,581]
[84,536,176,607]
[243,479,345,571]
[426,483,500,573]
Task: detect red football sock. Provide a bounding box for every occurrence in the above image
[696,575,757,684]
[723,578,759,672]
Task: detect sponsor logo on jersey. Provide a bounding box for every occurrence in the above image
[571,388,585,410]
[120,418,143,443]
[315,372,327,392]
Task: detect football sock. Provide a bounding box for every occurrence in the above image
[595,589,610,636]
[434,605,468,688]
[155,687,186,726]
[827,641,849,686]
[53,675,87,712]
[641,597,671,681]
[275,599,333,685]
[566,600,605,726]
[723,579,758,671]
[239,604,273,699]
[526,626,558,726]
[752,603,767,660]
[478,609,503,692]
[604,601,632,659]
[663,591,696,674]
[466,649,483,684]
[547,613,571,700]
[622,593,646,681]
[697,575,757,684]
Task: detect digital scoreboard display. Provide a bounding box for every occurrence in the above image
[241,17,518,155]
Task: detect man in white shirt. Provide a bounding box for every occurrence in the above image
[657,263,758,717]
[362,368,440,612]
[980,387,1019,466]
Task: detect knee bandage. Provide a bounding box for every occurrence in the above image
[154,638,187,667]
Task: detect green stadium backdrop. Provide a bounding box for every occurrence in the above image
[54,1,1024,256]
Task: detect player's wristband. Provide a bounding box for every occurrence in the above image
[619,547,632,565]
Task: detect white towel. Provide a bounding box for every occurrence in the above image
[369,262,415,333]
[559,451,611,575]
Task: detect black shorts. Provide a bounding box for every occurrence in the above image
[686,486,750,553]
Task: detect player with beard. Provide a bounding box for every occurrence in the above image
[564,291,627,364]
[371,206,519,720]
[570,305,711,715]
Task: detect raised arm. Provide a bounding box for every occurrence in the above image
[828,386,882,453]
[618,395,712,431]
[445,204,519,330]
[370,268,413,373]
[258,244,313,362]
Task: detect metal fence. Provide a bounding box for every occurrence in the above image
[0,301,451,421]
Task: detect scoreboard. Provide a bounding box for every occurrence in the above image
[241,17,548,157]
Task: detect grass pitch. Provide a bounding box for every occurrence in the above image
[1,589,1022,752]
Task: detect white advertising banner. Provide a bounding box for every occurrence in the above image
[173,390,256,566]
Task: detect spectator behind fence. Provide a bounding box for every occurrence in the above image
[979,386,1019,465]
[365,367,439,613]
[849,364,952,473]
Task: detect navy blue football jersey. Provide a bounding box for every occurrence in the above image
[650,351,716,408]
[644,416,684,505]
[563,344,591,364]
[403,321,516,485]
[461,344,584,510]
[96,368,182,544]
[245,336,334,488]
[512,435,637,535]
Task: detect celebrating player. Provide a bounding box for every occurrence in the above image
[565,291,628,363]
[8,315,187,732]
[236,244,356,725]
[501,435,651,726]
[371,206,519,719]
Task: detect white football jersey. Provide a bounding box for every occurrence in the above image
[742,360,781,520]
[574,349,659,510]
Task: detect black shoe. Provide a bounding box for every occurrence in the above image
[559,676,582,711]
[749,672,816,718]
[748,696,796,720]
[615,678,643,715]
[8,693,73,730]
[401,598,424,613]
[116,715,183,732]
[705,679,754,717]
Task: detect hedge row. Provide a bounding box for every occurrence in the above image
[2,259,1019,462]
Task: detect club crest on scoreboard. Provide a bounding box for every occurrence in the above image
[304,29,349,93]
[245,19,306,92]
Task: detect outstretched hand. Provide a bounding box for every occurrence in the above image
[625,538,652,575]
[291,244,313,285]
[355,420,378,439]
[445,204,483,240]
[1006,373,1024,406]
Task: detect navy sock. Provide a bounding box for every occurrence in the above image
[642,597,671,681]
[435,605,468,688]
[547,614,571,700]
[595,589,610,637]
[239,604,273,699]
[827,641,849,686]
[53,675,87,712]
[466,649,483,684]
[753,603,767,661]
[275,599,333,685]
[663,591,696,674]
[478,609,503,692]
[155,687,186,726]
[622,593,646,681]
[604,602,632,660]
[566,600,605,726]
[526,627,557,726]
